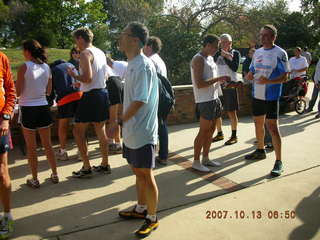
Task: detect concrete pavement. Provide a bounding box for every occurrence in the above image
[7,108,320,240]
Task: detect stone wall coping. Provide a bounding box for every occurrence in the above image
[172,85,193,90]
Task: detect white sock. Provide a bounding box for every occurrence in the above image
[135,204,147,213]
[4,212,13,220]
[59,149,66,154]
[146,214,157,222]
[202,156,209,161]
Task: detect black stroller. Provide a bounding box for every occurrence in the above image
[280,75,309,114]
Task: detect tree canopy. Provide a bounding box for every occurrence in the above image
[0,0,318,85]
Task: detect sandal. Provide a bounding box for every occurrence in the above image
[26,179,40,188]
[50,174,59,184]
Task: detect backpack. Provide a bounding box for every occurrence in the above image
[157,73,175,119]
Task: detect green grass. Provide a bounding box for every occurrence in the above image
[1,48,70,78]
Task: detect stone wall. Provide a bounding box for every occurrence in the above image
[167,84,254,125]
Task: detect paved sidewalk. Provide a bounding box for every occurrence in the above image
[7,109,320,240]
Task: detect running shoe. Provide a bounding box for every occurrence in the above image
[56,150,68,161]
[0,216,14,240]
[245,149,266,160]
[92,165,111,174]
[72,167,92,178]
[26,179,40,189]
[50,174,59,184]
[202,158,222,167]
[192,161,211,172]
[212,134,224,142]
[270,160,283,177]
[265,143,274,151]
[119,206,147,220]
[109,143,123,154]
[156,157,168,166]
[135,218,159,238]
[225,137,238,145]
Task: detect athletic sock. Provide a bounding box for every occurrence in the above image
[59,149,66,154]
[217,131,223,136]
[135,204,147,213]
[257,149,265,153]
[146,214,157,222]
[231,130,237,138]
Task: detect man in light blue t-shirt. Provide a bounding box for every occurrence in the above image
[116,22,159,239]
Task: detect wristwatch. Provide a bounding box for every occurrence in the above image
[2,114,11,120]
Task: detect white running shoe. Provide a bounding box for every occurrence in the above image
[202,159,222,167]
[56,150,68,161]
[192,161,211,172]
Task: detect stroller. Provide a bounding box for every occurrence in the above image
[280,75,309,114]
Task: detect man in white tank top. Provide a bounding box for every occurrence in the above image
[67,27,111,178]
[191,35,230,172]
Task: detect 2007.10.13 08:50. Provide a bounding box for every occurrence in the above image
[205,210,296,219]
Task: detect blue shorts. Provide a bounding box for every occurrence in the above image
[57,100,80,119]
[75,89,109,123]
[123,144,155,169]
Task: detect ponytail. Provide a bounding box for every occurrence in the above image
[22,39,48,63]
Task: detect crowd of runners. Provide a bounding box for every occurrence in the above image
[0,22,319,239]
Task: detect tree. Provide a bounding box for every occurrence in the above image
[7,0,108,48]
[277,12,315,49]
[301,0,320,48]
[104,0,165,30]
[147,15,201,85]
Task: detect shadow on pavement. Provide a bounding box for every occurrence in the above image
[289,186,320,240]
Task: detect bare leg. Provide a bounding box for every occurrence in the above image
[194,117,216,160]
[227,111,238,132]
[38,126,57,175]
[134,168,158,216]
[202,120,216,158]
[22,128,38,180]
[266,119,282,160]
[253,115,266,149]
[74,123,90,168]
[58,118,70,150]
[215,117,222,133]
[0,153,11,212]
[93,122,109,166]
[132,166,147,206]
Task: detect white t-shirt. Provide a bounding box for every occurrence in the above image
[150,53,167,78]
[191,53,220,103]
[112,61,128,80]
[289,56,308,79]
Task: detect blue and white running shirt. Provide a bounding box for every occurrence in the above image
[249,45,290,101]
